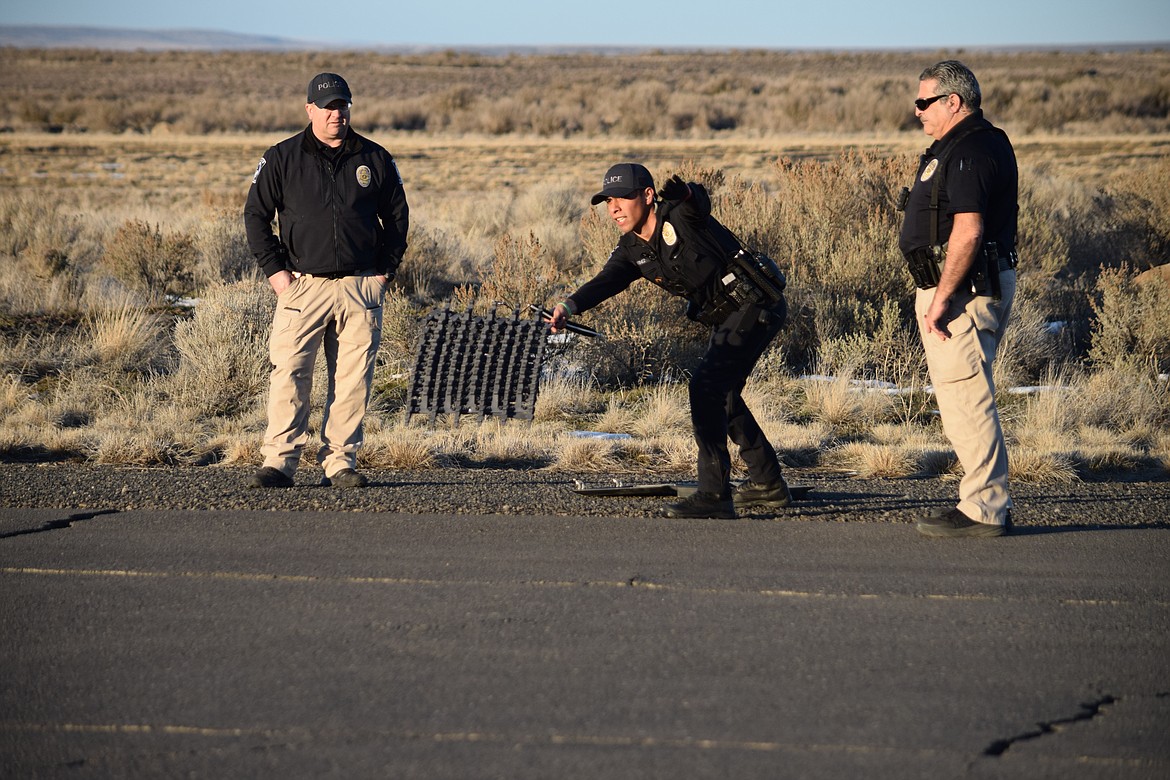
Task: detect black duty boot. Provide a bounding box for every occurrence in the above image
[248,466,294,488]
[733,477,791,509]
[325,469,368,488]
[663,491,736,519]
[917,508,1010,538]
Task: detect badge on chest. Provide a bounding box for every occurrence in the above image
[662,221,677,246]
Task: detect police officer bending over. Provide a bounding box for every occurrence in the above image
[898,61,1018,537]
[548,163,789,519]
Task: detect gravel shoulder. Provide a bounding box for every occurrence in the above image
[1,463,1168,529]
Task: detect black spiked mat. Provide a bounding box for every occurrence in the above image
[407,304,548,426]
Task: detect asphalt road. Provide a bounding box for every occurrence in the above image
[1,500,1168,778]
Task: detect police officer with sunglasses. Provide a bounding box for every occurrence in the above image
[898,61,1019,538]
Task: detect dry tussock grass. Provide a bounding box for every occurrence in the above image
[532,374,604,423]
[914,448,959,477]
[629,385,692,438]
[1009,449,1080,485]
[553,437,625,473]
[613,437,693,473]
[800,373,896,436]
[828,442,920,478]
[359,434,438,471]
[591,399,639,436]
[83,305,170,375]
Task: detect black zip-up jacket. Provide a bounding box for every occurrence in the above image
[244,125,409,279]
[565,183,740,318]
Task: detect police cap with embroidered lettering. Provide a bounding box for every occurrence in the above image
[308,73,352,108]
[590,163,654,205]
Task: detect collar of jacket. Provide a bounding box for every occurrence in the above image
[926,109,990,158]
[298,124,366,157]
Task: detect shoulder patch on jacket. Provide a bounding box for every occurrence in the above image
[251,157,267,185]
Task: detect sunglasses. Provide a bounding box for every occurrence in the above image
[914,94,948,111]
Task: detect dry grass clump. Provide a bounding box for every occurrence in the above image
[470,421,558,465]
[169,282,273,417]
[915,448,959,477]
[799,372,897,437]
[550,433,698,476]
[82,389,209,466]
[1089,266,1170,374]
[616,436,696,474]
[1152,431,1170,475]
[740,376,799,423]
[759,420,834,468]
[1008,449,1080,485]
[99,220,199,304]
[552,437,626,473]
[820,424,960,479]
[1065,365,1169,438]
[532,374,606,423]
[629,385,692,439]
[590,398,639,436]
[358,433,438,471]
[1008,364,1169,477]
[82,305,171,376]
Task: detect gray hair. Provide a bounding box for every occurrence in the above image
[919,60,981,110]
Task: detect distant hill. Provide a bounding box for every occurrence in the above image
[2,24,1164,55]
[0,24,640,54]
[0,24,318,51]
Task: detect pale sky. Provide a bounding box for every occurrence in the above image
[1,0,1167,49]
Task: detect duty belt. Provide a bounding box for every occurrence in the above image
[293,269,372,280]
[692,249,787,326]
[904,245,1017,294]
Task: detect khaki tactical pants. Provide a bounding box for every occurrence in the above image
[915,270,1016,525]
[261,273,384,479]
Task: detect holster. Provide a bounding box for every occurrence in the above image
[690,250,787,326]
[968,244,995,298]
[904,245,944,289]
[969,242,1018,299]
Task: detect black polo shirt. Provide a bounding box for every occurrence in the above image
[898,111,1019,257]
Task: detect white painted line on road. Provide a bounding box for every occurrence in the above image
[4,566,1166,607]
[0,719,961,758]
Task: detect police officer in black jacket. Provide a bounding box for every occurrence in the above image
[243,73,409,489]
[548,163,790,518]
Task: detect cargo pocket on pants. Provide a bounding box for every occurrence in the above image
[270,303,306,363]
[922,311,981,384]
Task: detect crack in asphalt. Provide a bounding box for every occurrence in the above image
[983,695,1118,757]
[0,509,119,540]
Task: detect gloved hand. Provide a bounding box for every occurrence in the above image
[657,174,690,202]
[547,303,570,333]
